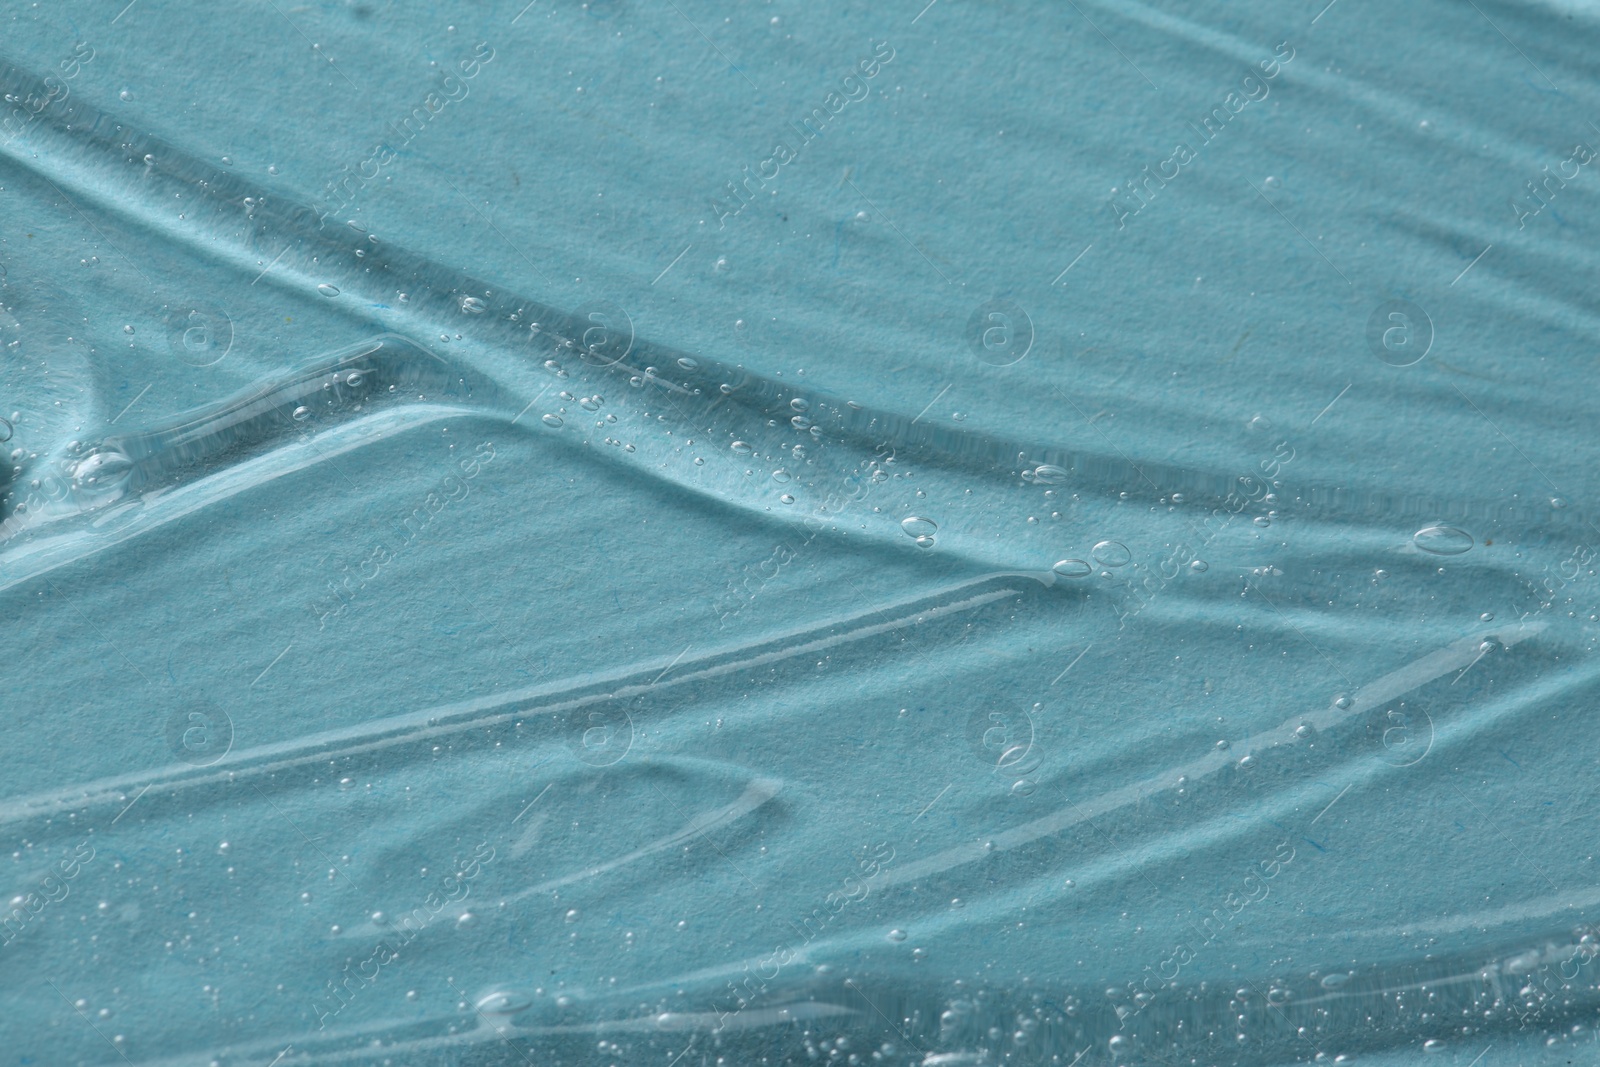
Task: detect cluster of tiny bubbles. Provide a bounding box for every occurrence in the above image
[901,515,938,548]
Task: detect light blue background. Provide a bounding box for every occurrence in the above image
[3,0,1600,1064]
